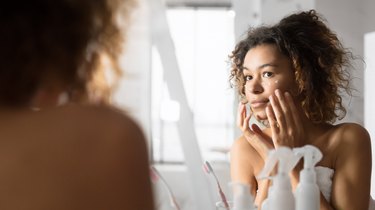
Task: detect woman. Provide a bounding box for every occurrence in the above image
[229,10,371,210]
[0,0,154,209]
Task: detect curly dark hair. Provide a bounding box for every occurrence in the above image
[0,0,134,107]
[229,10,353,123]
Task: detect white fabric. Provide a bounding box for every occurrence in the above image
[315,166,375,210]
[315,166,334,202]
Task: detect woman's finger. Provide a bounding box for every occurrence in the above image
[251,123,274,148]
[269,93,286,129]
[275,89,295,129]
[266,104,279,136]
[242,112,251,131]
[237,102,253,132]
[236,102,245,128]
[243,124,274,159]
[285,92,300,127]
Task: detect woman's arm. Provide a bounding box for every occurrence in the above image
[230,137,258,195]
[330,123,372,210]
[233,103,276,208]
[230,136,272,208]
[254,179,271,209]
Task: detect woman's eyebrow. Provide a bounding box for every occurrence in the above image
[242,63,278,71]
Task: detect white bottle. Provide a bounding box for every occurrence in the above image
[258,147,300,210]
[293,145,323,210]
[231,182,257,210]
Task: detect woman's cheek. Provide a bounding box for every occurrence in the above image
[244,80,282,97]
[264,80,281,92]
[270,80,296,94]
[244,83,251,98]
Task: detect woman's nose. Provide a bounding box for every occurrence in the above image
[245,78,263,94]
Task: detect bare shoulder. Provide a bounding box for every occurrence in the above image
[51,104,146,145]
[327,125,372,209]
[231,136,250,152]
[62,104,143,132]
[1,104,146,147]
[230,135,263,174]
[231,135,259,161]
[332,123,371,148]
[0,105,154,209]
[230,135,263,194]
[329,123,371,165]
[60,105,154,209]
[58,104,150,166]
[34,103,150,170]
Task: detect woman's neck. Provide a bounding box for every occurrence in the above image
[299,113,332,145]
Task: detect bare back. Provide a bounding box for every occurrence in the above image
[0,105,154,210]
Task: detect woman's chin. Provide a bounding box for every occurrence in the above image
[254,112,267,121]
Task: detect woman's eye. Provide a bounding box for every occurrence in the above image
[263,72,273,78]
[244,75,252,81]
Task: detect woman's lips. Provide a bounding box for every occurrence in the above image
[250,100,269,108]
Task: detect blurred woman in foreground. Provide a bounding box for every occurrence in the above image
[0,0,154,209]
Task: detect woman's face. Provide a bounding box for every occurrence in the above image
[242,43,298,121]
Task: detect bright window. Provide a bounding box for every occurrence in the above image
[152,7,236,163]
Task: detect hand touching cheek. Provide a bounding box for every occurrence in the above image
[266,89,305,148]
[237,102,274,160]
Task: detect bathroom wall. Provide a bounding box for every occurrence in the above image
[113,0,152,142]
[365,31,375,198]
[363,0,375,198]
[363,0,375,33]
[317,0,368,125]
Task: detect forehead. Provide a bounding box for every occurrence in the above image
[243,44,290,70]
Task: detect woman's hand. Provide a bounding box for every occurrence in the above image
[266,89,305,149]
[237,102,274,160]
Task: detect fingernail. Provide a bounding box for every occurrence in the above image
[275,89,281,98]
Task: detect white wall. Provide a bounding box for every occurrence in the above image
[114,0,152,141]
[363,0,375,33]
[363,0,375,198]
[365,31,375,198]
[262,0,314,24]
[316,0,366,124]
